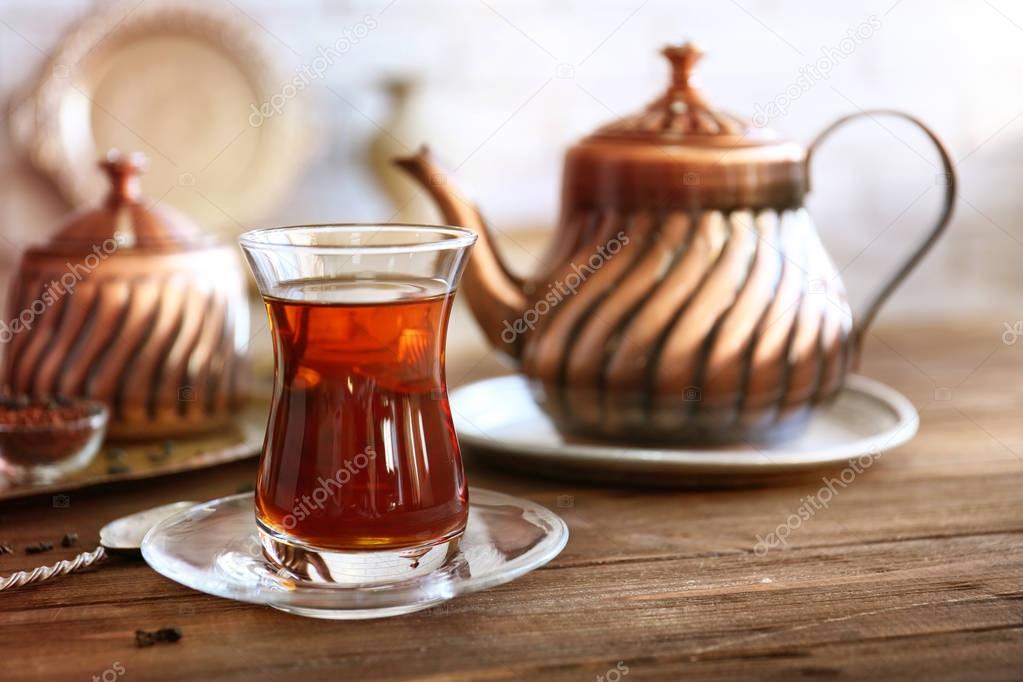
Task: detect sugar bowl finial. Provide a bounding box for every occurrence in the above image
[100,149,146,206]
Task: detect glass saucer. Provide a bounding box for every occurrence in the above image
[141,488,569,620]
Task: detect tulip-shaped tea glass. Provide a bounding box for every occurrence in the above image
[240,224,476,584]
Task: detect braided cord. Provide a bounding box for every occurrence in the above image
[0,546,107,591]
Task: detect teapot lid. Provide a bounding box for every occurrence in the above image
[39,151,210,254]
[567,43,807,210]
[588,43,771,144]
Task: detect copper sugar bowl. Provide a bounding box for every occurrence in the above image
[2,152,250,440]
[397,43,956,444]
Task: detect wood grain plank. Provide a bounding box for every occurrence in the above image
[1,320,1021,681]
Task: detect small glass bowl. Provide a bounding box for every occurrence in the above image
[0,396,109,484]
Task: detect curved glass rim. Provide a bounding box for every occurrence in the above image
[238,223,477,255]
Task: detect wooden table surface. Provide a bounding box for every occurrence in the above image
[2,319,1021,681]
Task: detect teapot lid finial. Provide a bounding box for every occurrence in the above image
[662,42,703,97]
[659,42,712,118]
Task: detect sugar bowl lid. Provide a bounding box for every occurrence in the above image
[37,151,208,254]
[565,43,808,210]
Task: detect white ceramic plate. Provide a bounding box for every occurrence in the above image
[9,3,309,238]
[450,375,919,485]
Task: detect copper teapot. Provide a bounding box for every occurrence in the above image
[397,43,955,444]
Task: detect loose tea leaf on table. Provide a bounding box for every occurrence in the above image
[25,541,54,555]
[135,627,183,648]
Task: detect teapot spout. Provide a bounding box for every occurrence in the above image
[394,147,527,359]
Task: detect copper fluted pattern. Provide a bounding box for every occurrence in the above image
[521,207,854,443]
[595,103,749,137]
[2,251,248,440]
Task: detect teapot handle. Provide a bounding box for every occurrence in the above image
[808,109,956,350]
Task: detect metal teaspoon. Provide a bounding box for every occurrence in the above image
[0,500,197,591]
